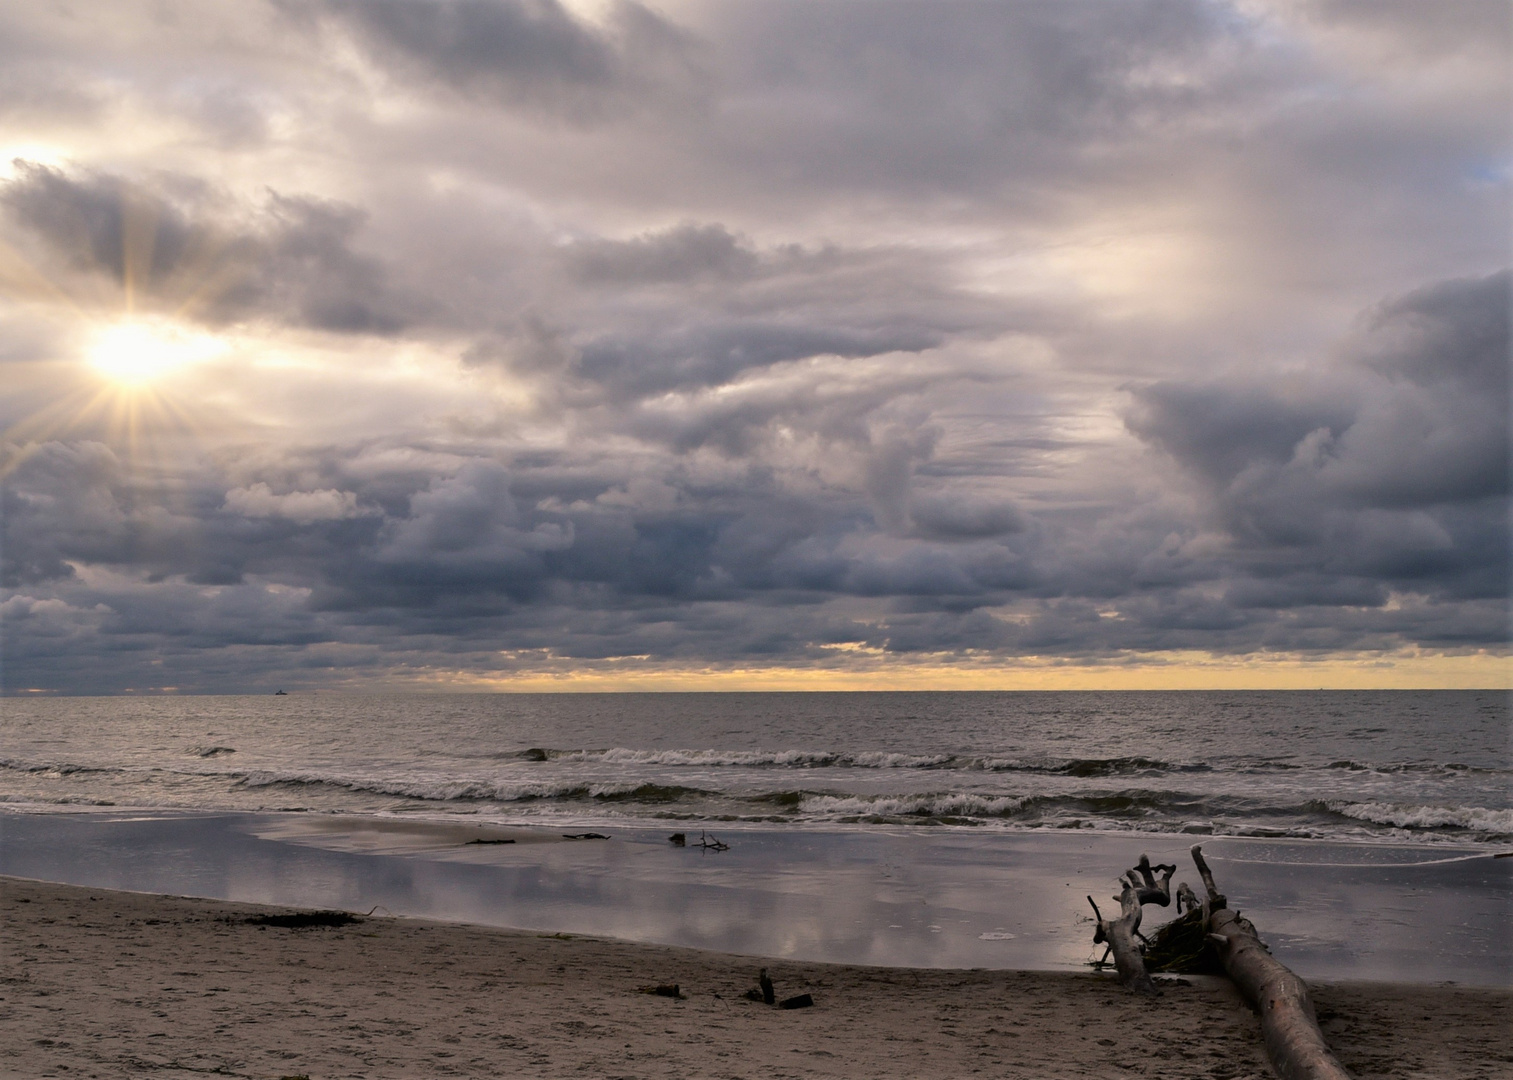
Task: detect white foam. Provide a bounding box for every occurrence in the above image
[1329,801,1513,834]
[584,748,952,769]
[235,769,654,803]
[798,792,1030,818]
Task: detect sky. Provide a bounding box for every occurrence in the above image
[0,0,1508,694]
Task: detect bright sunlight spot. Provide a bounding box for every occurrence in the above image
[86,319,228,387]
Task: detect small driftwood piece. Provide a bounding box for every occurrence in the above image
[744,968,808,1008]
[1190,845,1351,1080]
[1087,876,1158,996]
[638,983,684,999]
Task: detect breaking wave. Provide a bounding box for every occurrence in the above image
[235,769,714,805]
[797,792,1033,821]
[4,744,1508,843]
[1324,760,1507,776]
[540,747,1213,775]
[0,757,120,777]
[1324,801,1513,836]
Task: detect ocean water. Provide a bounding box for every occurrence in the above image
[3,690,1508,845]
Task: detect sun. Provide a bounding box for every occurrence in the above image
[86,318,228,387]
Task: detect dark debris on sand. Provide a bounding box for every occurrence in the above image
[244,911,362,929]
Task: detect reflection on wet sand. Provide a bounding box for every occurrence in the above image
[0,809,1507,984]
[244,814,556,853]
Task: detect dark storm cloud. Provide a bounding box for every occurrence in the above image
[1128,271,1509,515]
[1,440,123,586]
[0,439,385,592]
[7,275,1504,688]
[1125,270,1509,604]
[1356,271,1509,397]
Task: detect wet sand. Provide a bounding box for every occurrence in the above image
[2,876,1508,1080]
[5,811,1509,983]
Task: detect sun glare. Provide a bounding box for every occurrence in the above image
[86,319,227,387]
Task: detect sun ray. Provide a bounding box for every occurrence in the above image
[1,178,248,491]
[0,235,86,313]
[120,185,162,316]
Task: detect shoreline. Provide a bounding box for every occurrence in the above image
[3,875,1510,1079]
[3,808,1509,986]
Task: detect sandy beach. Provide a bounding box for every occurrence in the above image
[2,876,1507,1080]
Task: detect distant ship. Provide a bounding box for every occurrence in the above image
[274,689,287,695]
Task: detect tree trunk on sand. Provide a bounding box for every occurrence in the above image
[1087,878,1159,996]
[1190,845,1351,1080]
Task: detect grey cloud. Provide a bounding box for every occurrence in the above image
[1355,270,1509,395]
[568,223,759,285]
[251,194,409,333]
[910,493,1026,541]
[1223,574,1388,611]
[444,221,997,416]
[1,439,384,592]
[575,319,946,397]
[1,441,124,585]
[547,225,1001,402]
[1125,271,1509,602]
[1298,0,1509,58]
[312,0,707,122]
[1125,382,1354,490]
[687,0,1300,200]
[0,163,239,297]
[862,426,937,535]
[618,364,933,457]
[0,164,416,333]
[1133,271,1508,516]
[0,2,1507,691]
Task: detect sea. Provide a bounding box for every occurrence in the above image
[1,690,1509,981]
[2,690,1508,844]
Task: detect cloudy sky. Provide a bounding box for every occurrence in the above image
[0,0,1507,693]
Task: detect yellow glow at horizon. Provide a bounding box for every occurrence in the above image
[380,648,1511,694]
[86,319,228,387]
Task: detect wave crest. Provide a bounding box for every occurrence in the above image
[234,769,712,805]
[1325,801,1513,834]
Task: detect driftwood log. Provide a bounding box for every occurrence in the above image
[1088,847,1352,1080]
[1087,863,1162,995]
[1189,845,1351,1080]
